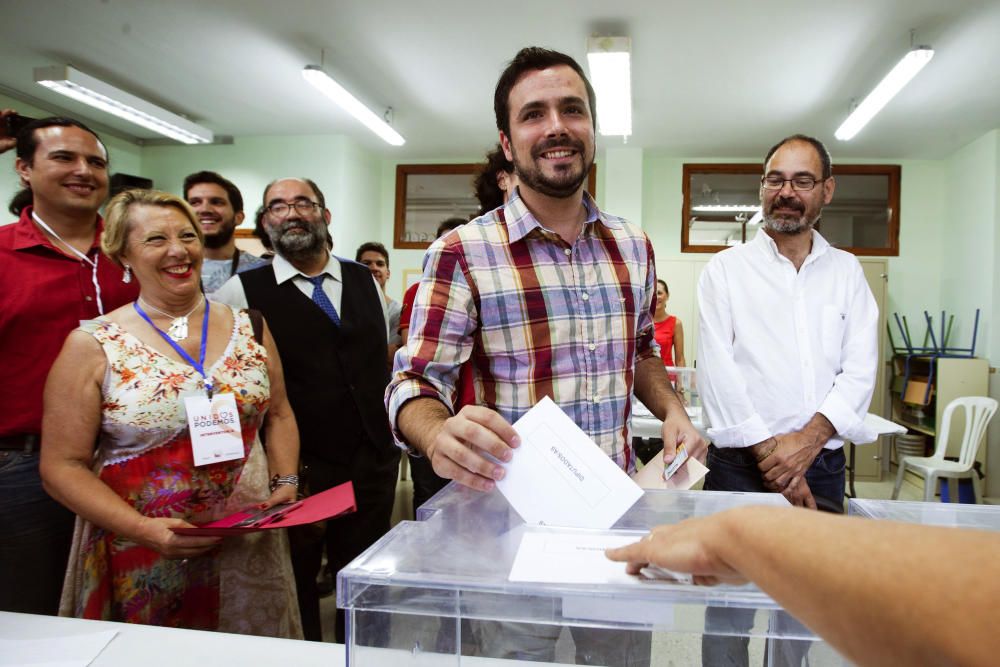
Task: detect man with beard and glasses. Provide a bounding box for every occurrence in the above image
[213,178,397,643]
[183,171,267,295]
[386,47,704,666]
[696,134,878,666]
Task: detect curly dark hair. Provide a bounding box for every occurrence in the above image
[473,144,514,215]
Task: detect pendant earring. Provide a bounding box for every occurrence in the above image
[122,265,132,284]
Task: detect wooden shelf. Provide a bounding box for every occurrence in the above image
[892,418,935,437]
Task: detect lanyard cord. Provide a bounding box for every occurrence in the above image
[134,298,214,397]
[32,211,105,315]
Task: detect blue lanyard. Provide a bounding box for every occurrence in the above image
[133,299,214,398]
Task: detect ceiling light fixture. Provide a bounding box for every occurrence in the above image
[586,36,632,137]
[302,65,404,146]
[34,65,213,144]
[834,45,934,141]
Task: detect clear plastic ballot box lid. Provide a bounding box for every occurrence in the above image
[848,497,1000,530]
[337,484,849,665]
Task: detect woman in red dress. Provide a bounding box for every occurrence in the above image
[653,279,686,368]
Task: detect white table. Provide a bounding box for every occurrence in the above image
[0,612,561,667]
[845,413,908,498]
[632,406,906,498]
[631,403,705,439]
[0,612,342,667]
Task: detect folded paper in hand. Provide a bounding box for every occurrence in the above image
[171,480,356,536]
[631,449,709,490]
[497,396,643,529]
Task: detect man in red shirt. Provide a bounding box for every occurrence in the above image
[0,114,138,614]
[397,217,471,513]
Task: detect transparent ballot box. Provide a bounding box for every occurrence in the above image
[338,485,849,665]
[848,498,1000,531]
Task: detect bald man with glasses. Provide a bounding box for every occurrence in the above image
[214,178,397,643]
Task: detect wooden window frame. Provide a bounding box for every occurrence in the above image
[681,163,901,256]
[394,163,599,250]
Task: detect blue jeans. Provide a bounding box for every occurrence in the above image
[701,445,845,666]
[0,449,76,614]
[703,444,846,505]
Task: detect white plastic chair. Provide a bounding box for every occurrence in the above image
[892,396,998,502]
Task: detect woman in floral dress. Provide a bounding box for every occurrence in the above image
[41,189,301,637]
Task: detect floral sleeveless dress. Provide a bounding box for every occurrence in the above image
[59,306,302,638]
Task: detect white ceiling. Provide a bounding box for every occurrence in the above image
[1,0,998,160]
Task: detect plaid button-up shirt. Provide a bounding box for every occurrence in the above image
[386,190,659,472]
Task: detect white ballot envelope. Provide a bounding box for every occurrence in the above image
[632,448,709,490]
[508,531,640,584]
[508,530,693,587]
[497,396,643,529]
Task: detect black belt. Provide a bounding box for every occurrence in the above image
[0,434,39,453]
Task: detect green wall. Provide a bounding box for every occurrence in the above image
[139,134,382,261]
[939,129,1000,495]
[941,131,997,353]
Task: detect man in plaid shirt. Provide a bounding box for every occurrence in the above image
[386,44,707,666]
[388,46,704,498]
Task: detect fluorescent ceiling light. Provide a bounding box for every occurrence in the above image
[587,37,632,137]
[34,65,213,144]
[835,46,934,141]
[302,65,404,146]
[692,204,761,213]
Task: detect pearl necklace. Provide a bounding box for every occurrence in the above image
[137,295,205,341]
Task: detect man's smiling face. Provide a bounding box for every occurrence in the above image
[500,65,595,199]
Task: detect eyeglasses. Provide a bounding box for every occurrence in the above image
[761,175,826,191]
[266,200,321,217]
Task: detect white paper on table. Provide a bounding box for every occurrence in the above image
[498,396,644,529]
[631,449,710,490]
[508,531,644,584]
[863,413,908,436]
[0,630,117,667]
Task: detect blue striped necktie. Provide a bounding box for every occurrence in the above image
[306,275,341,326]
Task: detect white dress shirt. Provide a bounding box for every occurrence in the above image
[697,229,878,449]
[212,252,390,340]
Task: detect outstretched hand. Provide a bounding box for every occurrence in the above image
[605,515,746,586]
[0,109,17,153]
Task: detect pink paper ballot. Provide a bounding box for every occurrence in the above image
[171,481,357,536]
